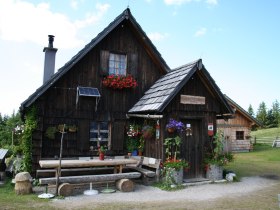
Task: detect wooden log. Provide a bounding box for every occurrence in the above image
[116,179,134,192]
[39,172,141,185]
[58,183,73,196]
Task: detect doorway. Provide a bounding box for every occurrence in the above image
[181,119,204,179]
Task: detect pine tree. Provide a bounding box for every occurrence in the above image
[256,101,267,127]
[271,100,280,127]
[248,104,254,117]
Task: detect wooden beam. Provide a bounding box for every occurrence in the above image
[126,114,163,119]
[39,172,141,185]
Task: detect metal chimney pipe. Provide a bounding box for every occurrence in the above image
[43,35,58,83]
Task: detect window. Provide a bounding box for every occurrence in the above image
[90,122,110,149]
[108,53,127,75]
[236,131,244,140]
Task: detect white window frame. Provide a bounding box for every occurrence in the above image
[90,122,111,149]
[108,53,127,76]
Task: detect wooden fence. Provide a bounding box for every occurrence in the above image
[252,136,280,145]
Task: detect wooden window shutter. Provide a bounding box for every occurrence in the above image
[100,50,109,75]
[111,121,125,151]
[129,53,138,78]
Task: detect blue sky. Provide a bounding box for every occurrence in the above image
[0,0,279,116]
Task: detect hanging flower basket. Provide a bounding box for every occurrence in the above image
[102,74,137,89]
[167,127,175,133]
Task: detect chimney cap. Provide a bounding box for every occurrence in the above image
[48,35,55,48]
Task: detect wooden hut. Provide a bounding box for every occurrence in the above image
[217,95,261,152]
[128,60,233,179]
[20,8,233,179]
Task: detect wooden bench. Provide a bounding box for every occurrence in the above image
[39,172,141,196]
[36,167,115,178]
[39,172,141,185]
[272,139,280,147]
[125,156,161,185]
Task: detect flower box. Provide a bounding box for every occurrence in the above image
[102,74,137,89]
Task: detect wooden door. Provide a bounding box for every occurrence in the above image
[181,119,204,179]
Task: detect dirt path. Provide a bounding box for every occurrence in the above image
[49,176,280,210]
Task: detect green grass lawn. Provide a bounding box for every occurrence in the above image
[225,144,280,177]
[0,180,56,210]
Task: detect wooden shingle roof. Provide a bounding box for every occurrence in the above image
[129,59,233,116]
[20,8,170,113]
[225,95,262,127]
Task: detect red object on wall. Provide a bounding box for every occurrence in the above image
[208,123,214,136]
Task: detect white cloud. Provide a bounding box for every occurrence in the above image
[0,0,110,49]
[148,32,169,41]
[164,0,193,6]
[70,0,79,10]
[206,0,218,5]
[194,27,207,37]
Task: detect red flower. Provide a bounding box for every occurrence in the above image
[102,74,137,89]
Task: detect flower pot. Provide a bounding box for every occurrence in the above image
[138,151,143,156]
[99,153,104,160]
[172,168,183,185]
[132,150,138,156]
[167,127,175,133]
[206,164,223,181]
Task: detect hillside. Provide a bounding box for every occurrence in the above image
[251,127,280,138]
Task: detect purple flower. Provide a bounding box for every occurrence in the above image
[166,119,185,133]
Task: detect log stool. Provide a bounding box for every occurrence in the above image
[116,179,134,192]
[15,172,32,195]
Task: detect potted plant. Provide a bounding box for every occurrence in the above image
[142,125,155,139]
[68,125,77,132]
[126,137,138,156]
[98,146,106,160]
[138,136,145,156]
[166,119,185,133]
[162,136,189,185]
[45,126,57,139]
[204,130,234,180]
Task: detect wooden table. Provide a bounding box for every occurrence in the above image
[39,158,138,173]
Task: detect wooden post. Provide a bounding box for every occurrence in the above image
[55,124,66,196]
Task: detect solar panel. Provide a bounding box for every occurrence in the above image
[78,87,101,97]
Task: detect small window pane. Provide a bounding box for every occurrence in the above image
[108,53,127,76]
[236,131,244,140]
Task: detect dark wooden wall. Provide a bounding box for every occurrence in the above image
[31,20,165,170]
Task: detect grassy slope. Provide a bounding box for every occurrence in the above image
[251,127,280,138]
[225,144,280,177]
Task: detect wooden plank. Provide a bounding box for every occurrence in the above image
[180,95,205,105]
[39,159,138,168]
[126,166,155,178]
[39,172,141,185]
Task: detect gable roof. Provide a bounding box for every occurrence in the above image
[20,8,170,112]
[128,59,233,116]
[224,95,262,127]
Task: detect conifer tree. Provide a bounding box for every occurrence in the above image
[248,104,254,117]
[256,101,267,126]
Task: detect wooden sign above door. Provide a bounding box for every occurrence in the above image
[180,95,205,105]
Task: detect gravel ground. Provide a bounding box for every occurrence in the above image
[49,176,280,210]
